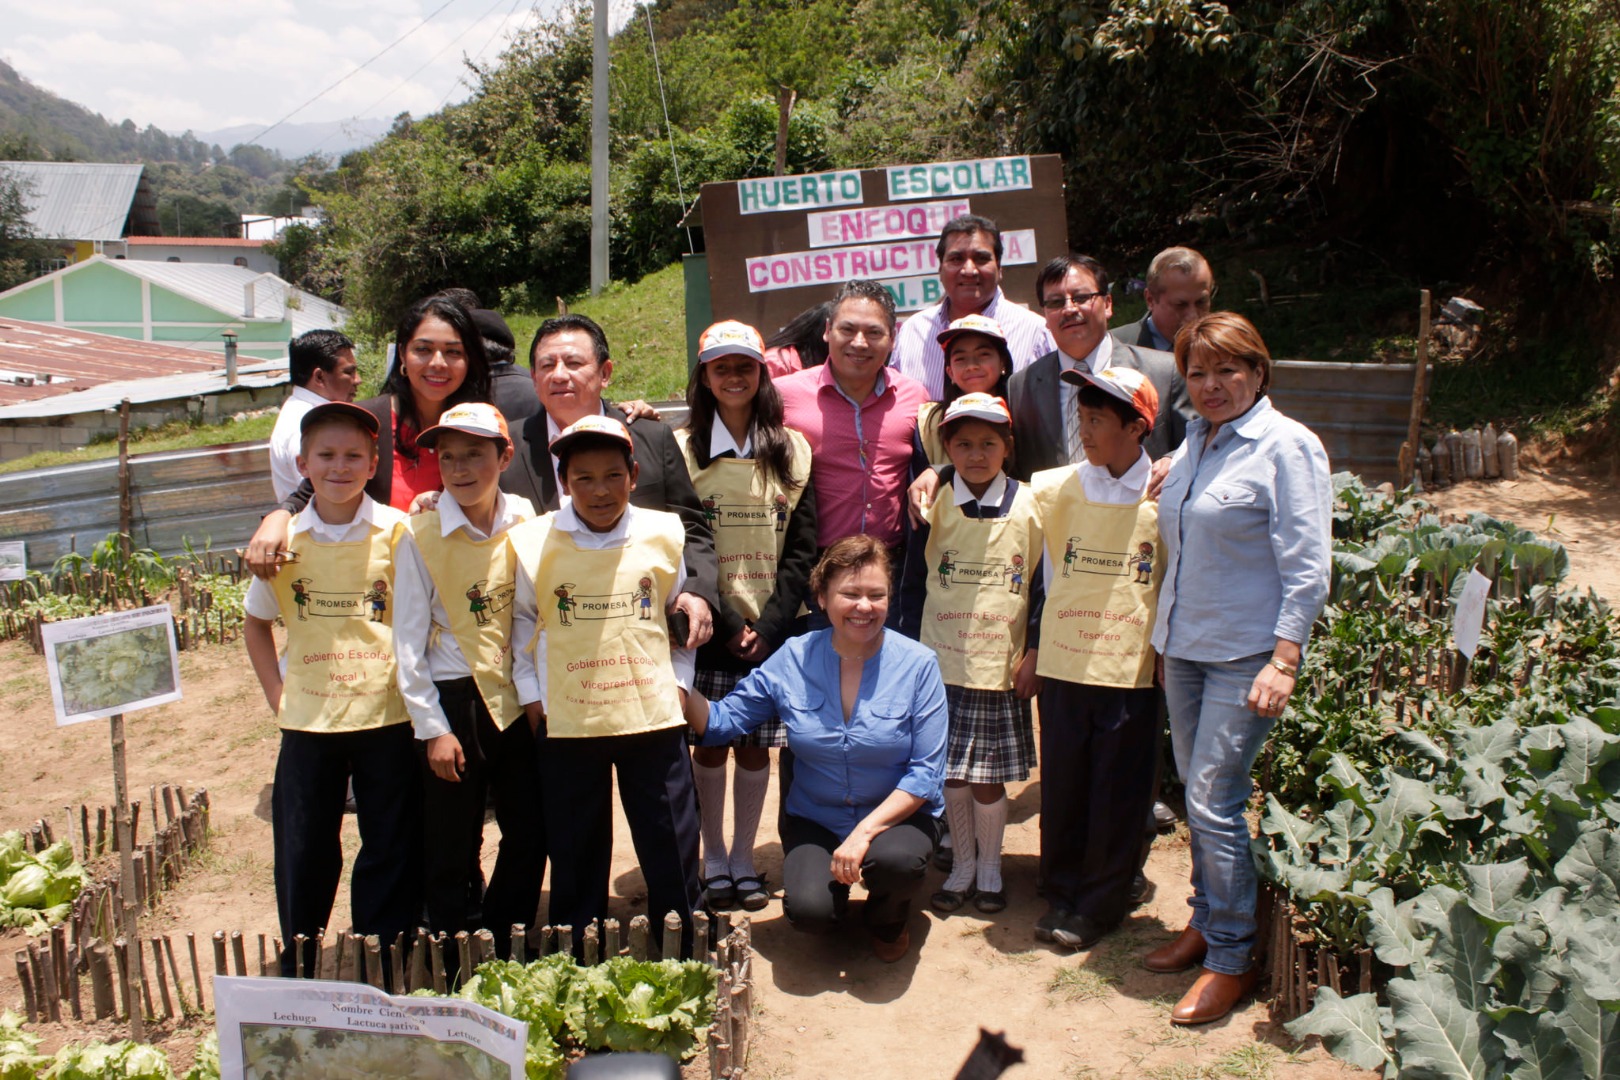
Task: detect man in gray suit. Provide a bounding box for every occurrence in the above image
[1111,246,1215,354]
[1007,254,1192,478]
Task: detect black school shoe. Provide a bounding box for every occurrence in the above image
[1052,912,1115,950]
[1033,902,1072,942]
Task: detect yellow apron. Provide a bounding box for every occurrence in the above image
[919,481,1042,690]
[916,402,947,466]
[271,520,405,732]
[675,427,810,623]
[406,511,527,729]
[510,511,685,738]
[1031,467,1161,689]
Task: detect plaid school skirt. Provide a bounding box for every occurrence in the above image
[945,684,1036,784]
[689,667,787,749]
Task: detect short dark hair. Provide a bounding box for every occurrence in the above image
[531,314,610,367]
[937,215,1002,262]
[829,280,897,332]
[1077,383,1146,442]
[556,431,635,477]
[1035,255,1111,307]
[431,287,483,312]
[809,534,892,602]
[288,329,354,388]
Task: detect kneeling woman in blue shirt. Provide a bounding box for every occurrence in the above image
[682,535,947,963]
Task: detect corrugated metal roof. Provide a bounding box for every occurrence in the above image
[0,161,155,241]
[112,258,348,334]
[125,237,268,248]
[0,318,231,408]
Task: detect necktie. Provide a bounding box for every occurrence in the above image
[1065,371,1084,465]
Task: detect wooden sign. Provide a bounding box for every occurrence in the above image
[699,155,1068,337]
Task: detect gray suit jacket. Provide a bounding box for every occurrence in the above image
[1006,343,1191,478]
[1111,313,1170,352]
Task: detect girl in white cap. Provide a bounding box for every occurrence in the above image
[675,320,818,912]
[899,392,1042,914]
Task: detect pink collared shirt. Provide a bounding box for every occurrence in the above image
[777,362,930,548]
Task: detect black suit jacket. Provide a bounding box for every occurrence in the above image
[501,403,720,616]
[489,363,540,425]
[1006,344,1192,477]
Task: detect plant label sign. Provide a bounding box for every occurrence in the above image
[214,975,528,1078]
[41,605,181,727]
[0,541,24,581]
[1453,567,1492,659]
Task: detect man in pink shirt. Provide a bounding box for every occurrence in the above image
[776,280,930,604]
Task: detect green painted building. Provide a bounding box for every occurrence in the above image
[0,255,348,360]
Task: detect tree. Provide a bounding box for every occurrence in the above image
[0,165,48,291]
[725,0,853,175]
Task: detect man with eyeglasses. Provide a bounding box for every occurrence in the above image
[1113,247,1217,354]
[1007,254,1190,474]
[890,214,1055,400]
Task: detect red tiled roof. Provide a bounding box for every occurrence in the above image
[125,237,268,248]
[0,319,226,407]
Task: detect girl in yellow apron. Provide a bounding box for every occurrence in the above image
[676,320,817,913]
[898,393,1042,915]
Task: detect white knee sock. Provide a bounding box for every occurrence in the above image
[974,794,1008,894]
[729,764,769,881]
[942,785,977,893]
[692,761,730,878]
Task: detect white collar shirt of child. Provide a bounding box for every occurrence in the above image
[546,401,610,509]
[511,503,696,710]
[393,490,538,740]
[709,420,753,459]
[1041,449,1152,591]
[951,470,1008,508]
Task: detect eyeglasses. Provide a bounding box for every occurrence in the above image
[1039,291,1107,311]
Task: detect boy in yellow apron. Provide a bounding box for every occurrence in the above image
[243,401,419,979]
[508,415,702,957]
[1026,367,1164,951]
[393,402,541,977]
[898,392,1042,915]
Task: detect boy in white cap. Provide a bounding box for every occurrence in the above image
[508,415,703,957]
[392,401,541,978]
[899,392,1043,914]
[1026,366,1165,950]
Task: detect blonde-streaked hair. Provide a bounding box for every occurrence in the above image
[809,535,892,603]
[1174,312,1272,395]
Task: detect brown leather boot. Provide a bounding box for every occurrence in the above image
[1170,967,1261,1025]
[1143,926,1207,973]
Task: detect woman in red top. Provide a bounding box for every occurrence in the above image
[245,295,494,563]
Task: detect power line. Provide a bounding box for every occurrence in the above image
[245,0,470,148]
[640,1,692,254]
[434,0,533,112]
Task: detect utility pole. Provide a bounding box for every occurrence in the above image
[590,0,609,296]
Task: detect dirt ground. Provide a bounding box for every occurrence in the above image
[0,462,1610,1079]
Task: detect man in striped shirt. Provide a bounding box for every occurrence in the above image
[890,214,1055,401]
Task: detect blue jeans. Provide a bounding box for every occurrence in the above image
[1162,653,1273,976]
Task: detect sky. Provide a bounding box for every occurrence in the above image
[0,0,610,139]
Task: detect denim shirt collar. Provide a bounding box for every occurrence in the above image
[1187,393,1275,454]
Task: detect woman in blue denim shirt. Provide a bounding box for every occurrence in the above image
[682,535,948,963]
[1145,312,1331,1025]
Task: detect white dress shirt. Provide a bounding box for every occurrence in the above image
[1058,334,1115,467]
[511,504,696,710]
[267,385,329,502]
[394,492,535,740]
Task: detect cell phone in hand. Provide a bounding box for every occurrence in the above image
[667,610,691,649]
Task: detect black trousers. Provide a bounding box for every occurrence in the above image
[420,678,545,964]
[1037,679,1159,927]
[273,724,422,977]
[780,809,938,942]
[537,724,701,958]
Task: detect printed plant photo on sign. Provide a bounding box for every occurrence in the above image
[0,541,25,581]
[241,1024,508,1080]
[41,605,183,726]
